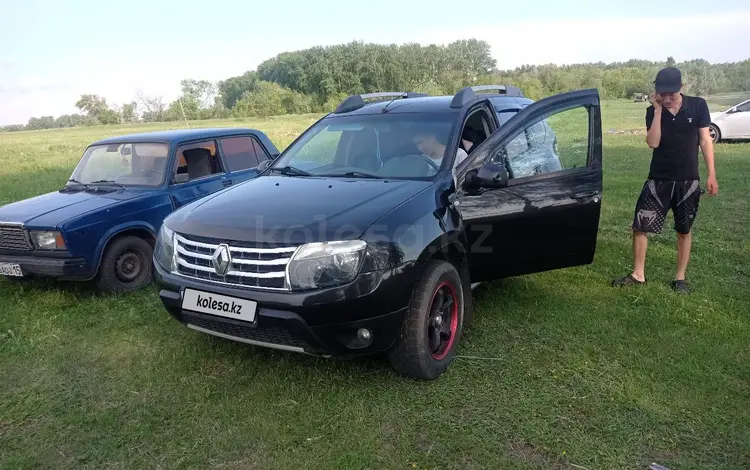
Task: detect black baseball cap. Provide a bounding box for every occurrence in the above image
[654,67,682,93]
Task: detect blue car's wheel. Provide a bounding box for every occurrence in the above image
[96,235,153,293]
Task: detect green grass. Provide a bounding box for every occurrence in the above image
[1,99,749,469]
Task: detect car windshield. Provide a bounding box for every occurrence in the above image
[270,112,459,179]
[69,142,170,187]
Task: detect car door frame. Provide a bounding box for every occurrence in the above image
[449,100,501,165]
[216,132,275,185]
[451,88,603,282]
[167,137,231,209]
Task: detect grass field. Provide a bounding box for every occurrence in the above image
[1,98,749,469]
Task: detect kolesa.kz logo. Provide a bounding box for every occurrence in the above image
[196,294,243,314]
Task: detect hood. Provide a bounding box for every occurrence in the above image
[167,175,433,244]
[710,111,724,122]
[0,188,143,228]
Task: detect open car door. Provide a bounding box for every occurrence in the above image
[452,89,603,282]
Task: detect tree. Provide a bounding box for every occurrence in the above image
[135,90,166,122]
[218,71,258,109]
[180,79,216,109]
[75,94,120,125]
[121,102,138,123]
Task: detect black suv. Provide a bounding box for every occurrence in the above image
[153,85,603,380]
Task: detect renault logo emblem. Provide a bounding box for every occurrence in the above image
[212,244,232,276]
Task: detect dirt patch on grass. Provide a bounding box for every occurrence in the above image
[607,128,647,136]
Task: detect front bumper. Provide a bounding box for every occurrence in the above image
[154,260,418,358]
[0,253,89,280]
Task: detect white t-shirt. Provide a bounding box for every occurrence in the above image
[429,148,469,172]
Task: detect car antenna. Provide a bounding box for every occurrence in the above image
[382,98,397,113]
[382,92,411,113]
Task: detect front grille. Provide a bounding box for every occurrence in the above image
[0,225,31,251]
[174,233,297,290]
[186,315,304,349]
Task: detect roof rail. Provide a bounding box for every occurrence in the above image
[334,91,428,113]
[450,85,524,108]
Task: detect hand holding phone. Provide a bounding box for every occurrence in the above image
[648,91,662,110]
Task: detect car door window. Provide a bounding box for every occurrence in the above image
[490,106,589,179]
[175,140,223,182]
[495,110,518,126]
[736,101,750,112]
[219,136,268,171]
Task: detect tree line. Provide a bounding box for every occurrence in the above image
[3,39,749,132]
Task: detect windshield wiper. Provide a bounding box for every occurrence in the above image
[89,179,125,189]
[270,166,313,177]
[325,171,383,179]
[67,178,88,186]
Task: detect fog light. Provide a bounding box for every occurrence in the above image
[357,328,372,343]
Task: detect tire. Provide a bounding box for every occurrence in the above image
[95,235,154,293]
[709,124,721,143]
[387,259,465,380]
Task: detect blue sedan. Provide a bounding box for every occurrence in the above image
[0,127,279,293]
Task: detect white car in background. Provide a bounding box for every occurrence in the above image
[709,98,750,143]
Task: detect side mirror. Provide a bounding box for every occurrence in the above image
[464,162,509,190]
[255,160,271,172]
[173,173,189,184]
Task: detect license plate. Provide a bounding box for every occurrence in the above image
[181,288,257,323]
[0,263,23,277]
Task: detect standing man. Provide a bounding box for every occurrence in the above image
[612,67,718,293]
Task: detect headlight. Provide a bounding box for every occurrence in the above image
[29,231,66,250]
[154,223,175,271]
[287,240,366,290]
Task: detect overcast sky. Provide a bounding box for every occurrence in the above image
[1,0,749,125]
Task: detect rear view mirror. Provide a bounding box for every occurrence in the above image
[173,173,189,184]
[120,146,132,156]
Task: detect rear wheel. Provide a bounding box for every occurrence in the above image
[387,260,465,380]
[96,236,153,293]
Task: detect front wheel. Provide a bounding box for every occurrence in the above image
[387,260,465,380]
[709,124,721,143]
[96,236,154,293]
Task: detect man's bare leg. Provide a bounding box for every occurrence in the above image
[675,231,692,281]
[612,231,649,287]
[631,231,648,282]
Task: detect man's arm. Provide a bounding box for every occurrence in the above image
[697,99,718,196]
[646,94,662,148]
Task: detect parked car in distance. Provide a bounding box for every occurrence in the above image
[709,98,750,143]
[153,85,603,380]
[0,128,278,292]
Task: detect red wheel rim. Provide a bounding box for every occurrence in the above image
[427,280,458,360]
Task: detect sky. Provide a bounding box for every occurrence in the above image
[1,0,749,125]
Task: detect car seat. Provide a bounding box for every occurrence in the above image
[347,129,381,172]
[183,148,212,180]
[462,127,485,154]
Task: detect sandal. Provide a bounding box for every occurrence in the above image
[671,280,691,294]
[611,274,646,287]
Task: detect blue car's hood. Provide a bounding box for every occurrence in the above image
[0,189,144,228]
[167,175,433,244]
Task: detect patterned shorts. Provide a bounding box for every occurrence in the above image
[632,179,701,234]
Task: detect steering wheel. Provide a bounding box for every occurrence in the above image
[400,154,441,175]
[139,168,162,176]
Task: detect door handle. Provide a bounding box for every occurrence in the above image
[571,190,599,201]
